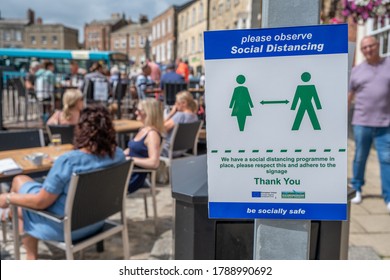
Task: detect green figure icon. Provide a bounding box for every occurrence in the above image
[229,75,254,131]
[291,72,322,131]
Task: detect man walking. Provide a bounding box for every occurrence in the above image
[348,36,390,212]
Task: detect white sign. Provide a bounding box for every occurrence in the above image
[204,24,348,220]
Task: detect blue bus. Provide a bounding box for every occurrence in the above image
[0,48,129,76]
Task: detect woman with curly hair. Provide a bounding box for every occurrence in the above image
[0,105,126,259]
[46,89,84,125]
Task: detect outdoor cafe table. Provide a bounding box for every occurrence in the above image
[113,119,143,148]
[0,144,73,182]
[113,119,143,134]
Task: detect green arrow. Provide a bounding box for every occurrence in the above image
[260,100,289,105]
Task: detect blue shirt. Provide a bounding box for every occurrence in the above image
[20,147,126,241]
[160,71,185,89]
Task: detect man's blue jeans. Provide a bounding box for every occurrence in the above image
[351,125,390,203]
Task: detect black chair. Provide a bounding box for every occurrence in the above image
[160,120,203,169]
[0,129,45,151]
[83,78,110,104]
[0,128,45,243]
[47,124,75,145]
[163,82,188,107]
[12,160,133,260]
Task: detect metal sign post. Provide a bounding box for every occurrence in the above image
[254,0,321,260]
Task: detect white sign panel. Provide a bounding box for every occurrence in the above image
[204,24,348,220]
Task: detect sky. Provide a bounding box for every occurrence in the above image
[1,0,190,41]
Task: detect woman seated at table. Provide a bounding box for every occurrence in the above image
[124,98,164,194]
[162,90,199,157]
[46,89,84,125]
[0,105,126,260]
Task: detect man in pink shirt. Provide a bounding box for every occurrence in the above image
[147,58,161,85]
[348,36,390,212]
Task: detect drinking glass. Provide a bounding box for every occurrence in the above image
[51,134,62,150]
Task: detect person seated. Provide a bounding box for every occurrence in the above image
[46,89,84,125]
[162,90,199,157]
[0,105,126,260]
[124,98,164,194]
[136,64,154,100]
[160,63,185,90]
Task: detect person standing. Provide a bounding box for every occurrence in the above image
[136,64,154,100]
[25,61,41,99]
[348,36,390,212]
[175,57,189,82]
[147,57,161,85]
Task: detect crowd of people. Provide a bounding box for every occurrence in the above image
[0,86,201,258]
[0,55,207,259]
[22,56,205,121]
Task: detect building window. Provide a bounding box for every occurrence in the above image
[156,45,160,62]
[192,7,196,26]
[152,25,156,40]
[234,0,239,6]
[15,31,22,42]
[31,36,36,45]
[184,39,188,56]
[167,40,172,61]
[167,18,172,33]
[42,36,47,45]
[242,18,247,28]
[4,31,10,41]
[139,36,145,47]
[226,0,231,10]
[162,20,166,37]
[218,3,224,15]
[199,3,204,21]
[198,33,203,52]
[52,35,58,44]
[114,39,119,49]
[212,6,217,18]
[186,12,189,29]
[121,38,126,48]
[191,36,195,54]
[130,36,135,47]
[161,43,165,62]
[157,22,161,39]
[178,42,182,57]
[180,15,185,31]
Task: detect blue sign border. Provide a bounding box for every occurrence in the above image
[204,24,348,60]
[209,202,347,220]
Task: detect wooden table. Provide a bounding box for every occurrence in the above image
[113,119,143,148]
[113,119,143,134]
[0,144,73,182]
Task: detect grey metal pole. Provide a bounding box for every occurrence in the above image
[254,0,321,260]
